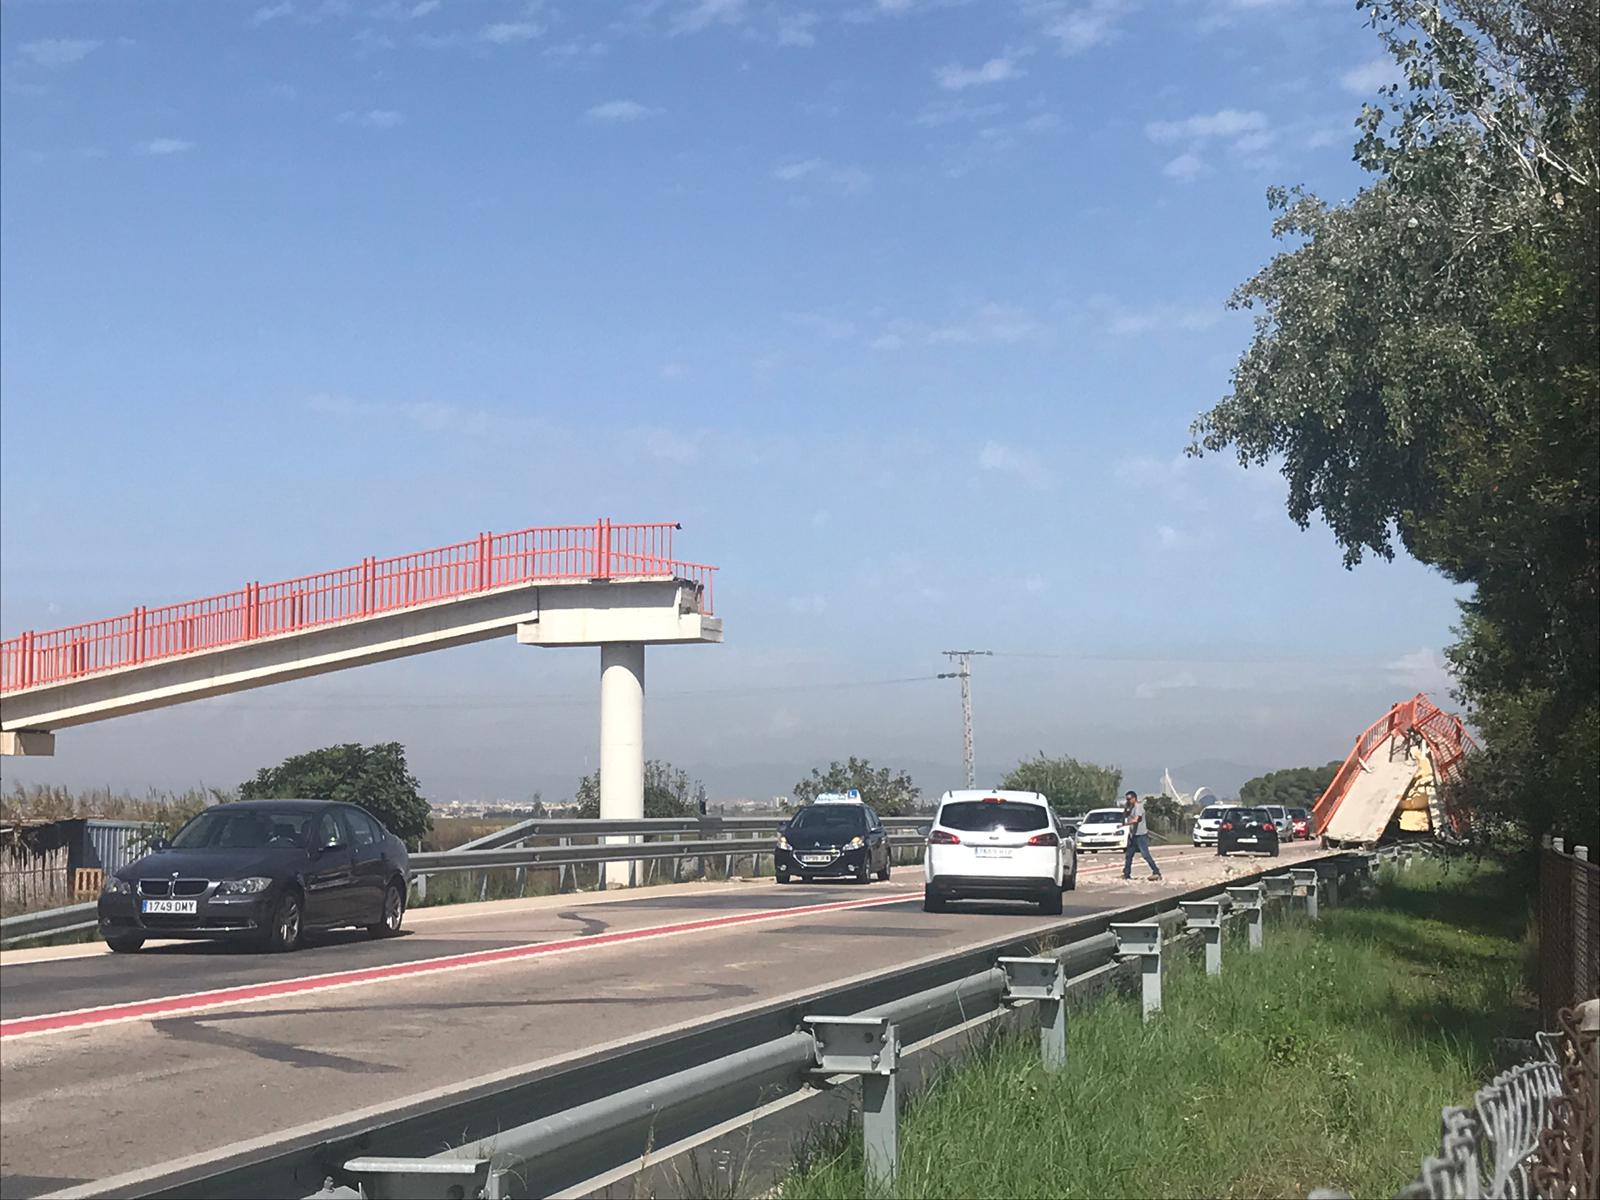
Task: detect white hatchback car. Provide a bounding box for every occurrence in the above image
[1072,807,1130,853]
[1191,805,1228,847]
[923,790,1077,915]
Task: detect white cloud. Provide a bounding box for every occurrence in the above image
[307,394,511,437]
[482,21,542,45]
[1385,647,1454,691]
[1340,57,1402,96]
[658,362,688,379]
[1305,127,1346,150]
[774,11,819,47]
[1162,151,1206,182]
[869,333,905,351]
[1145,109,1268,142]
[1038,0,1132,55]
[786,312,857,340]
[979,440,1054,491]
[18,38,101,67]
[1135,671,1200,700]
[136,138,195,156]
[772,157,822,181]
[877,0,915,11]
[673,0,746,34]
[1101,299,1222,334]
[586,99,661,121]
[787,594,828,615]
[1116,453,1196,501]
[928,302,1042,345]
[912,99,1008,128]
[770,158,871,194]
[339,109,404,128]
[936,56,1024,91]
[251,2,293,26]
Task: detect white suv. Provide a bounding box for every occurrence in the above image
[1191,805,1228,847]
[923,790,1076,915]
[1073,807,1129,853]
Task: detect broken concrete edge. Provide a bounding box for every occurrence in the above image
[0,729,54,756]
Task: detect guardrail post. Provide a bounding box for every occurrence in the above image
[1261,872,1295,909]
[558,836,571,894]
[1291,868,1320,919]
[1112,922,1162,1020]
[1182,901,1224,976]
[804,1015,899,1191]
[412,873,427,903]
[1226,886,1265,951]
[342,1156,499,1199]
[999,956,1067,1071]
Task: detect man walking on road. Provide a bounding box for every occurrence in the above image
[1122,790,1163,882]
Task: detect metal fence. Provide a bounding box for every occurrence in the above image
[1539,837,1597,1030]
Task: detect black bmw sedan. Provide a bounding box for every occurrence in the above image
[97,799,410,953]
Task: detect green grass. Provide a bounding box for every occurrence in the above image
[780,858,1535,1200]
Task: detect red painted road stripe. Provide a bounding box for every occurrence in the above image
[0,892,907,1041]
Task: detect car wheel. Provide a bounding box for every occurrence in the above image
[1217,847,1228,857]
[856,857,872,884]
[265,889,304,953]
[1039,889,1063,917]
[1064,865,1078,892]
[105,933,145,953]
[922,886,947,913]
[876,854,891,882]
[368,881,405,938]
[776,870,791,884]
[1270,843,1280,858]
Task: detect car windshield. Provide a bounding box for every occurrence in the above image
[939,801,1048,832]
[1199,807,1226,819]
[1083,809,1123,824]
[788,806,867,836]
[1289,808,1309,818]
[171,807,314,850]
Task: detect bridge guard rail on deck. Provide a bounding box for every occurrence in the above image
[40,853,1370,1200]
[0,519,717,693]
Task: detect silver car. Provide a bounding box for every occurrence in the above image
[1261,804,1293,839]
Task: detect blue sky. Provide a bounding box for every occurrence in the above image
[0,0,1463,802]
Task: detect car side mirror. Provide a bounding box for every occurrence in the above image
[320,839,346,854]
[150,835,171,852]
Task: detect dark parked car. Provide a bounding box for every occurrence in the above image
[97,799,410,953]
[1216,807,1280,857]
[774,796,891,884]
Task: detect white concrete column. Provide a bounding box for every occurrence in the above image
[599,642,645,886]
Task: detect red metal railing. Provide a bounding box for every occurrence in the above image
[0,520,716,694]
[1309,692,1478,837]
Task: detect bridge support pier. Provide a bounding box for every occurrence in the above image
[599,642,645,887]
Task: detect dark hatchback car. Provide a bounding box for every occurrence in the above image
[1216,806,1281,857]
[97,799,410,953]
[774,799,891,884]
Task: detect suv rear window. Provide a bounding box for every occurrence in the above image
[938,801,1048,832]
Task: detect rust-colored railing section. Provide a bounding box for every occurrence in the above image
[1309,693,1478,837]
[0,520,716,694]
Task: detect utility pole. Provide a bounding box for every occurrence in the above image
[938,650,993,789]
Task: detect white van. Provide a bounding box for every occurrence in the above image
[923,790,1076,915]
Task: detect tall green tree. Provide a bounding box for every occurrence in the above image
[1000,755,1123,816]
[240,742,432,844]
[572,760,707,819]
[1190,1,1597,840]
[1240,763,1344,809]
[792,757,921,816]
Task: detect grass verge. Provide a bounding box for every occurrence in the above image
[780,857,1535,1200]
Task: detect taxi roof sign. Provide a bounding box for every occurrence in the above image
[814,789,864,804]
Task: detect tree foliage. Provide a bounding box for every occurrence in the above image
[999,755,1123,816]
[240,742,432,844]
[572,760,707,820]
[792,757,922,816]
[1191,0,1597,839]
[1239,762,1344,809]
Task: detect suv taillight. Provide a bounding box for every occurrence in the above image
[1220,822,1233,831]
[929,829,961,845]
[1026,831,1059,847]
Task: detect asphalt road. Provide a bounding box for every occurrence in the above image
[0,840,1319,1197]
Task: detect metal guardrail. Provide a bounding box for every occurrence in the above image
[0,900,98,946]
[56,852,1371,1200]
[452,814,930,852]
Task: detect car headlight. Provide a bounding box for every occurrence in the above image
[777,835,791,850]
[102,876,131,895]
[847,836,865,849]
[216,877,272,895]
